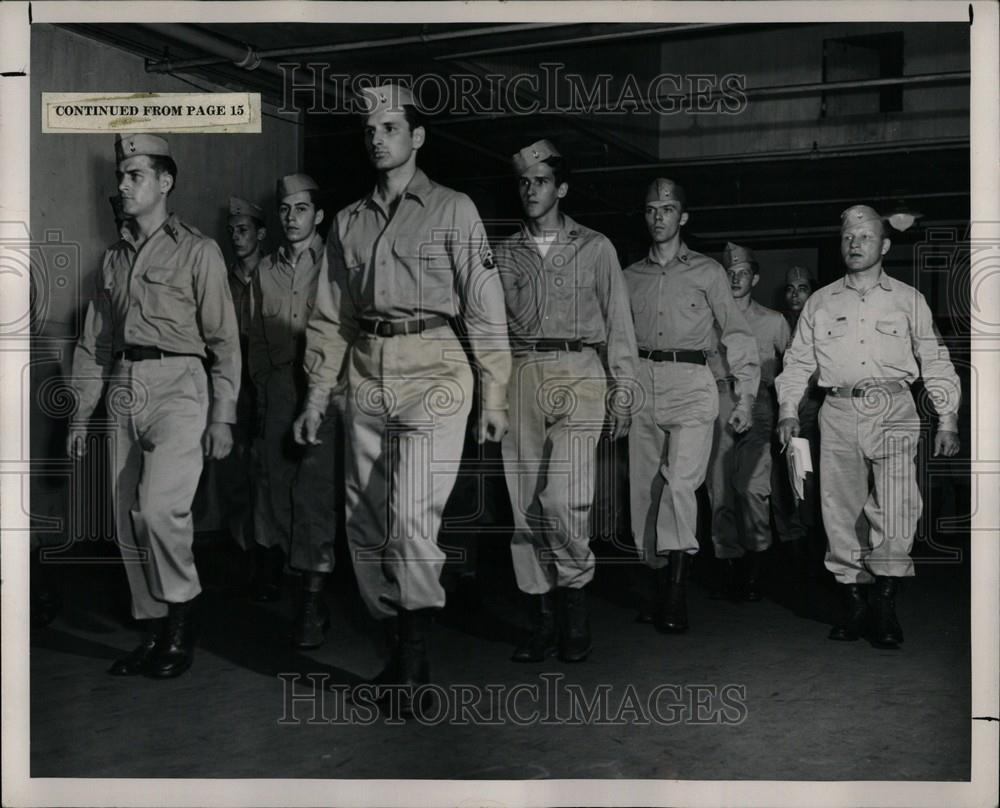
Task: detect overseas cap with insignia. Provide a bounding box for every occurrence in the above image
[645,177,687,208]
[229,196,265,221]
[114,133,170,162]
[840,204,884,230]
[276,174,319,200]
[722,241,755,271]
[357,83,417,115]
[512,139,561,175]
[785,265,815,287]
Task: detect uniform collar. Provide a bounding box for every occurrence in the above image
[352,167,433,215]
[833,270,894,295]
[645,240,691,268]
[517,212,582,245]
[277,231,324,266]
[120,212,179,249]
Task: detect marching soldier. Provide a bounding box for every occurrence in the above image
[293,85,510,714]
[248,174,341,648]
[776,204,961,648]
[624,179,759,633]
[770,265,827,613]
[706,243,790,601]
[495,139,637,663]
[67,134,241,678]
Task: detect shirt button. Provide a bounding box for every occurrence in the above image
[658,331,663,336]
[860,318,865,323]
[860,339,865,344]
[861,361,866,365]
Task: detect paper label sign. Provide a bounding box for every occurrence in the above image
[41,93,261,133]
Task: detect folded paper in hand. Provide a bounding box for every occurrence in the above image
[786,437,813,501]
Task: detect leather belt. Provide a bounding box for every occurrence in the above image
[116,346,201,362]
[638,348,706,365]
[358,314,449,337]
[825,380,909,398]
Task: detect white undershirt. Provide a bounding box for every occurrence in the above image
[531,231,558,258]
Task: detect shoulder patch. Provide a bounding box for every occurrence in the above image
[480,242,496,270]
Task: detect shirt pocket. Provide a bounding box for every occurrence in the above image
[816,318,848,341]
[875,315,911,368]
[142,264,194,323]
[392,237,454,311]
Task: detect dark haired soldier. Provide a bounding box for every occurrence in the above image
[776,204,960,647]
[624,178,759,633]
[294,85,510,714]
[496,139,637,664]
[67,133,241,678]
[249,174,341,648]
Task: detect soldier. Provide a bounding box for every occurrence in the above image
[293,84,510,714]
[248,174,341,648]
[776,204,960,648]
[67,134,241,678]
[214,197,265,561]
[770,265,827,613]
[624,179,759,633]
[706,243,790,601]
[495,139,637,664]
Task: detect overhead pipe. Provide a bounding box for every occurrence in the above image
[145,23,571,74]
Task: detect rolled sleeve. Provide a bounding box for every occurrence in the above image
[193,240,242,424]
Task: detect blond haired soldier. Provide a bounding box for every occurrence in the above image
[776,204,960,648]
[624,179,760,633]
[67,134,241,679]
[293,85,510,714]
[707,243,790,601]
[496,139,638,664]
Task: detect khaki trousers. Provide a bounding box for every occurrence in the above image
[343,327,473,619]
[819,392,922,583]
[629,359,718,566]
[110,356,208,619]
[503,350,607,594]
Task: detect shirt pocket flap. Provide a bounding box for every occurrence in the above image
[392,237,450,266]
[685,292,708,311]
[145,265,185,288]
[875,316,907,338]
[818,318,849,339]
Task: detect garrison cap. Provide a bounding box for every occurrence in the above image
[114,133,170,162]
[645,177,687,208]
[512,139,561,175]
[276,174,319,200]
[229,196,264,221]
[785,265,816,287]
[840,204,884,230]
[722,242,755,272]
[357,83,417,115]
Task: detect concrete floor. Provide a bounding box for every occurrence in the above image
[29,539,970,781]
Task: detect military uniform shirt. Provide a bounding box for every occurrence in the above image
[304,168,511,410]
[623,243,760,398]
[710,299,790,388]
[494,214,638,389]
[71,213,241,424]
[228,262,256,338]
[249,233,326,387]
[776,272,960,431]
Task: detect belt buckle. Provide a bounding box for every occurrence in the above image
[374,320,392,337]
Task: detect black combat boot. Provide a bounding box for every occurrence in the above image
[108,617,166,676]
[871,576,903,649]
[657,551,691,633]
[147,597,200,678]
[557,587,592,663]
[743,550,764,602]
[249,545,285,602]
[828,583,869,641]
[396,608,432,718]
[511,591,558,663]
[292,573,330,649]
